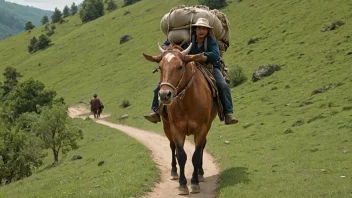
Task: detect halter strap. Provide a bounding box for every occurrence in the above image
[159,51,195,100]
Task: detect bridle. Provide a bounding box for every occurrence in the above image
[159,50,195,100]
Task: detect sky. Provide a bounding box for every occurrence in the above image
[6,0,84,11]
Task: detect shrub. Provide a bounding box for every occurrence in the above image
[198,0,228,9]
[123,0,140,7]
[37,34,51,50]
[107,0,118,11]
[120,99,131,108]
[228,66,247,87]
[80,0,104,23]
[24,21,35,31]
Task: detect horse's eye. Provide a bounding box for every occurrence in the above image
[177,65,183,70]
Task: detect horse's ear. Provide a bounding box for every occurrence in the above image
[184,53,203,63]
[142,53,162,63]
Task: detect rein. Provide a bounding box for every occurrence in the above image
[159,50,195,100]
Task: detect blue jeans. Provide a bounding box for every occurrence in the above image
[151,68,234,114]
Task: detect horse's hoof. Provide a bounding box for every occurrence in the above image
[171,172,179,180]
[198,174,205,182]
[178,185,189,195]
[191,184,200,194]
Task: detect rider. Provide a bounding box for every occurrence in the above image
[90,94,103,117]
[144,18,239,125]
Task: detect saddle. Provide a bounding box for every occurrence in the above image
[194,61,225,121]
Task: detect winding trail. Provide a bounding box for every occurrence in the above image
[68,104,220,198]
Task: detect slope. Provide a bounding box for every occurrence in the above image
[0,0,351,197]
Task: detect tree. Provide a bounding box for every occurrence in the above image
[41,15,49,25]
[34,104,83,163]
[79,0,104,23]
[24,21,35,31]
[63,5,70,17]
[37,34,51,50]
[0,121,45,185]
[123,0,140,7]
[107,0,117,11]
[0,67,23,97]
[71,2,78,15]
[51,7,62,23]
[198,0,228,9]
[1,78,56,124]
[28,36,38,53]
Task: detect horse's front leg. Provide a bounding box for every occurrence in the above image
[174,135,188,195]
[198,138,207,182]
[191,134,207,193]
[170,142,178,180]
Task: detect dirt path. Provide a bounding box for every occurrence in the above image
[68,104,220,198]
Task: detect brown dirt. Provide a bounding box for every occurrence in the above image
[68,104,220,198]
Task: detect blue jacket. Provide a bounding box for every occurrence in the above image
[162,34,222,68]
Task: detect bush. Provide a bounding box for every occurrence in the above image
[107,0,118,11]
[37,34,51,50]
[123,0,140,7]
[120,99,131,108]
[80,0,104,23]
[198,0,228,9]
[24,21,35,31]
[28,35,51,53]
[228,66,247,87]
[28,36,38,53]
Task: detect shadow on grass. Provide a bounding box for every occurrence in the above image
[219,167,250,188]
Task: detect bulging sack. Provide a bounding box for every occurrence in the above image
[160,5,230,52]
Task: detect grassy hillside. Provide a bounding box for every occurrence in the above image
[0,0,53,40]
[0,118,157,198]
[0,0,351,197]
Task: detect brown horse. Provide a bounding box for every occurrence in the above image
[90,98,102,118]
[143,43,217,195]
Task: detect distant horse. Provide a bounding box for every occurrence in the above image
[142,43,217,195]
[90,98,103,118]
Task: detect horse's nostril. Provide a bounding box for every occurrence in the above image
[167,91,172,98]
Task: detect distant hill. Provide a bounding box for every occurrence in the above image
[0,0,52,40]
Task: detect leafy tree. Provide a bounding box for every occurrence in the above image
[123,0,140,7]
[79,0,104,23]
[70,2,78,15]
[24,21,35,31]
[51,7,62,23]
[0,121,45,185]
[107,0,117,11]
[41,15,49,25]
[0,67,23,97]
[37,34,51,49]
[34,104,83,163]
[63,5,70,17]
[1,78,56,124]
[198,0,228,9]
[28,36,38,53]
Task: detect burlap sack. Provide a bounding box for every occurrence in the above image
[160,5,230,52]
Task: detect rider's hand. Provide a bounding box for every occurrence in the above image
[200,53,207,62]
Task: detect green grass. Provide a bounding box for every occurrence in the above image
[0,0,351,197]
[0,118,158,198]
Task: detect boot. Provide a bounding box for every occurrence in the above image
[225,113,239,125]
[144,112,161,124]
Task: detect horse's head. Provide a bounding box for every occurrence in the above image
[143,43,202,104]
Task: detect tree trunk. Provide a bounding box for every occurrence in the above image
[53,149,59,162]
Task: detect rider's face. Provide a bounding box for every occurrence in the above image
[195,26,209,39]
